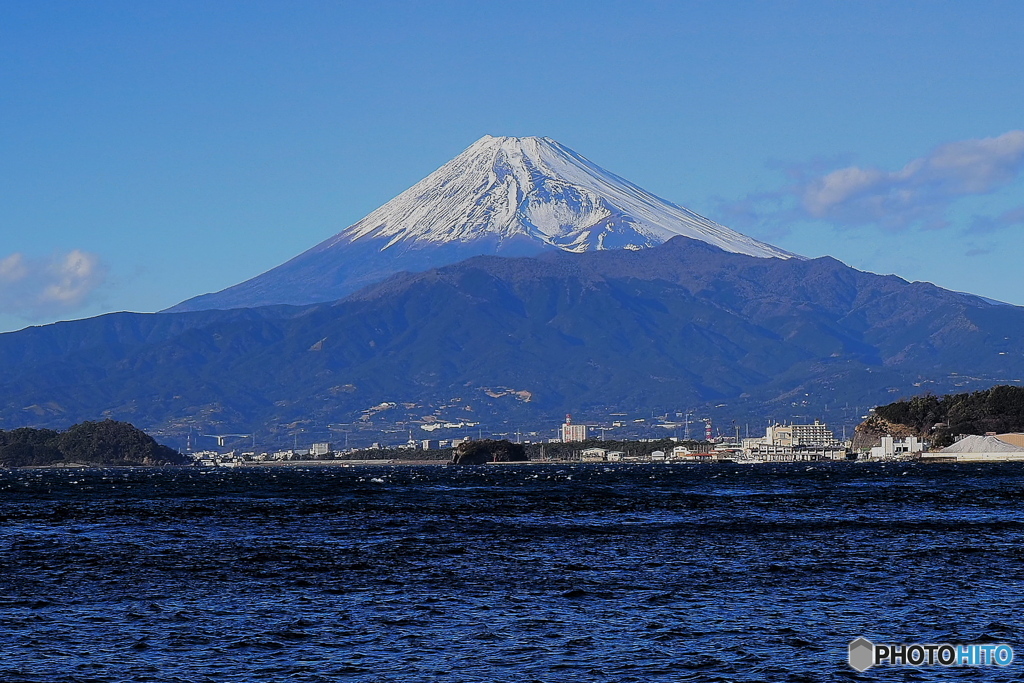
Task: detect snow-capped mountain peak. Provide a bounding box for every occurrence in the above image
[167,135,794,312]
[331,135,792,258]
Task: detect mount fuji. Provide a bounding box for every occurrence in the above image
[4,136,1022,441]
[168,135,795,312]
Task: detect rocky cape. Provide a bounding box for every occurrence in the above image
[451,439,528,465]
[0,419,188,467]
[856,385,1024,450]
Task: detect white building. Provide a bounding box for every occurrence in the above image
[561,414,587,442]
[311,442,332,457]
[763,420,836,447]
[869,435,925,459]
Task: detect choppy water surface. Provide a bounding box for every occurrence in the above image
[1,462,1022,682]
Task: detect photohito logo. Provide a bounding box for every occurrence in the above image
[848,637,1014,672]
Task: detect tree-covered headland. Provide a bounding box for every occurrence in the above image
[867,385,1024,449]
[0,419,188,467]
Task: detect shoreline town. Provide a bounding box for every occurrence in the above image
[188,415,1024,468]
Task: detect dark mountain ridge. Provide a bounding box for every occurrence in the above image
[1,237,1021,440]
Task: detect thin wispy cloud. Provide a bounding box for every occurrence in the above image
[724,130,1024,233]
[968,205,1024,234]
[0,250,108,319]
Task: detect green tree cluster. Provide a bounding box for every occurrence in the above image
[0,419,187,467]
[875,385,1024,448]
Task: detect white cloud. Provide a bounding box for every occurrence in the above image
[0,250,108,319]
[0,253,30,282]
[802,130,1024,228]
[725,131,1024,233]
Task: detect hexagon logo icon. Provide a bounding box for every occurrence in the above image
[848,637,874,672]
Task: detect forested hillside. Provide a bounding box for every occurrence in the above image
[0,419,187,467]
[872,385,1024,448]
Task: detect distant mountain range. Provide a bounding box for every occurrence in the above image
[3,237,1022,439]
[168,135,793,313]
[3,135,1021,444]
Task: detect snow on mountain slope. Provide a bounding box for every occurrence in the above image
[168,135,795,312]
[333,135,793,257]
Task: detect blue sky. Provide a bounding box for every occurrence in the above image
[2,1,1023,333]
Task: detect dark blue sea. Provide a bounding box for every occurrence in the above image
[1,462,1021,682]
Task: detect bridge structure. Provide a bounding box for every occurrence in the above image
[202,433,251,447]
